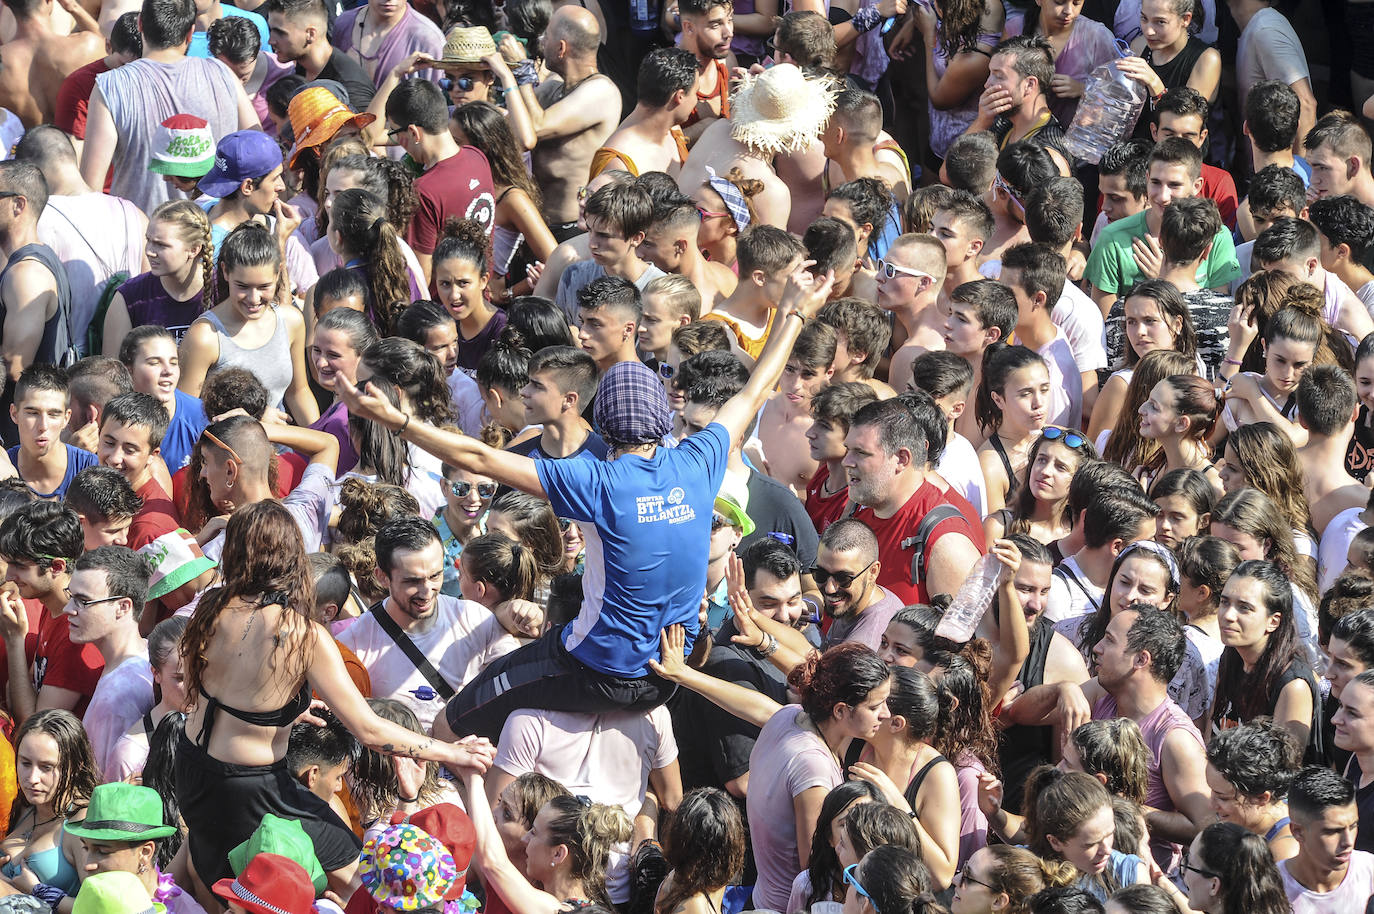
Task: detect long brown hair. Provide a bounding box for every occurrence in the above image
[9,710,98,823]
[180,501,315,702]
[656,789,746,914]
[1102,349,1194,470]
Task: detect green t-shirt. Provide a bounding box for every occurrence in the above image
[1084,210,1241,297]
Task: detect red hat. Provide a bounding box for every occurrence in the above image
[389,804,476,900]
[213,853,315,914]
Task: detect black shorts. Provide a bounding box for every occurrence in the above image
[174,732,362,885]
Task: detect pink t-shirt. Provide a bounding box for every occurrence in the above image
[1280,849,1374,914]
[747,706,844,912]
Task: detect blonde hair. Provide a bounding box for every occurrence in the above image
[543,795,634,907]
[150,199,213,314]
[645,273,702,322]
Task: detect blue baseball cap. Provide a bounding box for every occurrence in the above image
[198,130,284,198]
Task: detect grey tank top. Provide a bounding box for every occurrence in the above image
[96,58,242,213]
[202,307,293,410]
[0,244,73,367]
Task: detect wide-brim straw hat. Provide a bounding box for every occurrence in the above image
[286,86,375,169]
[729,63,838,156]
[423,25,497,69]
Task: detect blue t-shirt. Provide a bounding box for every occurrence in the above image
[7,444,97,499]
[161,389,207,472]
[188,6,271,59]
[535,422,731,677]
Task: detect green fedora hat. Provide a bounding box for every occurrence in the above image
[228,814,327,894]
[66,783,177,842]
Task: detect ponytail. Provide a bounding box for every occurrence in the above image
[974,344,1045,433]
[330,188,413,335]
[462,532,539,602]
[543,794,633,908]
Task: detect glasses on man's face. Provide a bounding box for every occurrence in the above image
[450,481,498,499]
[64,588,123,610]
[842,864,880,913]
[386,124,407,143]
[711,512,736,532]
[809,560,876,589]
[875,259,934,282]
[1041,426,1088,448]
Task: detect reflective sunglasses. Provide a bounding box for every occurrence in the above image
[453,75,479,92]
[712,512,736,531]
[658,362,676,380]
[809,559,876,589]
[1041,426,1087,448]
[842,864,880,913]
[450,481,498,499]
[875,259,935,281]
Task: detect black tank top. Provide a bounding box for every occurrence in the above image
[996,616,1057,814]
[1132,36,1210,138]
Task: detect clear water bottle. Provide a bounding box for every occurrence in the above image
[631,0,660,33]
[935,553,1002,643]
[1062,40,1148,165]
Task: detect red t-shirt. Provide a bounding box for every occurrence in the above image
[129,477,182,549]
[54,57,115,193]
[1201,163,1239,230]
[850,480,986,605]
[405,147,495,257]
[171,451,307,518]
[34,608,104,715]
[805,464,849,535]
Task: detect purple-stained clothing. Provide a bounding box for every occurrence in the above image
[929,37,981,159]
[117,271,206,343]
[248,52,294,133]
[730,0,767,59]
[458,308,508,373]
[1007,12,1119,126]
[955,752,990,867]
[1092,692,1203,869]
[311,399,360,474]
[332,5,444,88]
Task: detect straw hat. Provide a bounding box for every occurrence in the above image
[729,63,838,156]
[286,87,376,169]
[425,25,497,69]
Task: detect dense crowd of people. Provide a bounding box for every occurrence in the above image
[0,0,1373,911]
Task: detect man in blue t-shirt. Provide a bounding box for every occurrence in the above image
[8,365,97,500]
[338,264,836,740]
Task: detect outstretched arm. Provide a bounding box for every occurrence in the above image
[333,378,546,497]
[711,265,835,448]
[461,770,568,914]
[648,625,783,728]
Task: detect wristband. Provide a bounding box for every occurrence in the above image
[399,413,411,435]
[1223,357,1243,366]
[397,793,419,804]
[852,6,882,32]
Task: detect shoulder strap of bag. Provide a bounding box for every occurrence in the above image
[369,599,455,700]
[903,504,963,586]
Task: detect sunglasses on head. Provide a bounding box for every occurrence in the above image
[450,481,498,499]
[842,864,880,913]
[1041,426,1087,448]
[994,173,1026,215]
[809,559,876,588]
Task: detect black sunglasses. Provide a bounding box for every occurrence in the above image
[453,75,478,92]
[809,560,875,588]
[1179,849,1218,880]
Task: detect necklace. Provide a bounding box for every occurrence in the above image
[557,72,598,101]
[20,808,60,843]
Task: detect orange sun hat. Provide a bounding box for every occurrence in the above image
[286,86,376,169]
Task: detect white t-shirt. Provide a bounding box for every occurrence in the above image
[1230,241,1256,296]
[1358,280,1374,317]
[1038,329,1084,430]
[1280,849,1374,914]
[938,431,988,517]
[1051,280,1108,374]
[494,706,678,905]
[1046,555,1103,624]
[1237,8,1311,117]
[37,193,147,348]
[84,654,155,780]
[338,596,522,730]
[448,370,486,437]
[1319,506,1368,594]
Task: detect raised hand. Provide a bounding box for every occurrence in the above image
[334,375,409,431]
[647,625,690,682]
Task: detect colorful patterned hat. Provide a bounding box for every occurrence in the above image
[147,114,215,178]
[359,824,457,911]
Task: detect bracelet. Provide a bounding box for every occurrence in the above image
[399,413,411,434]
[397,793,419,804]
[851,6,882,32]
[1223,357,1243,366]
[757,633,779,658]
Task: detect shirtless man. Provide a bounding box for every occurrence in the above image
[820,86,910,205]
[755,321,835,497]
[932,190,995,309]
[879,234,948,393]
[590,47,696,180]
[638,194,736,311]
[0,0,103,127]
[1295,365,1368,537]
[502,9,619,240]
[676,0,735,142]
[702,225,805,361]
[680,63,836,230]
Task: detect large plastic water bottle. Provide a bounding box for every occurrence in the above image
[631,0,660,33]
[934,552,1002,643]
[1062,40,1148,165]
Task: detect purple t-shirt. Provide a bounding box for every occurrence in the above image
[458,308,508,373]
[311,399,360,474]
[747,706,843,911]
[118,271,206,344]
[332,5,444,88]
[823,588,904,651]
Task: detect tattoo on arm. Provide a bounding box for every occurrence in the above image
[378,739,435,759]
